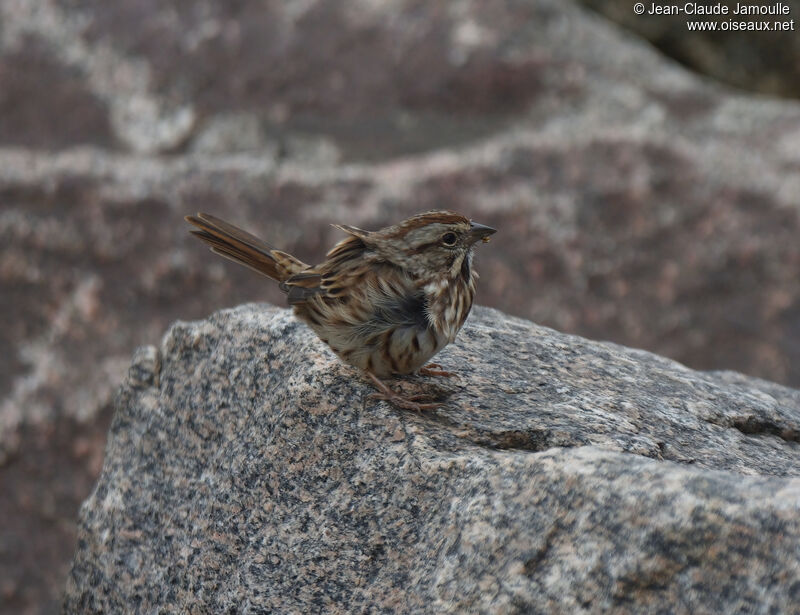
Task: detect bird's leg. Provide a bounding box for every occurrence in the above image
[366,372,441,412]
[418,363,456,378]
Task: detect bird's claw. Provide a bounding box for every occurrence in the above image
[418,363,457,378]
[368,391,440,412]
[366,372,441,411]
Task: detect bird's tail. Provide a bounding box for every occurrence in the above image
[185,213,309,282]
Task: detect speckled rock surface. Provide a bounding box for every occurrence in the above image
[65,305,800,613]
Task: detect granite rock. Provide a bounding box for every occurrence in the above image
[65,304,800,613]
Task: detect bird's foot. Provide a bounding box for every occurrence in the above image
[366,372,441,411]
[418,363,456,378]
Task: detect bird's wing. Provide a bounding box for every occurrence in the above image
[281,235,369,305]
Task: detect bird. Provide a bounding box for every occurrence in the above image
[185,210,495,410]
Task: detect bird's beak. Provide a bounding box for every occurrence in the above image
[468,222,497,244]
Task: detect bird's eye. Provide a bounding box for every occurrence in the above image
[441,232,457,246]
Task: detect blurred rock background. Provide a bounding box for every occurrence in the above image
[0,0,799,612]
[579,0,800,99]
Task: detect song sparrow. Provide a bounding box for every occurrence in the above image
[185,211,495,410]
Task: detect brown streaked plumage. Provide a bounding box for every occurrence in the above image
[185,211,495,410]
